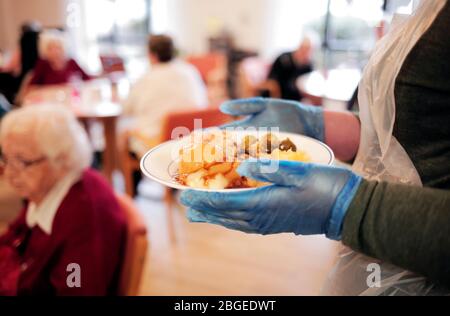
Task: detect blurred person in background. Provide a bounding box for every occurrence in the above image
[264,34,316,101]
[123,34,207,194]
[0,105,126,296]
[0,21,41,103]
[124,34,208,156]
[29,29,91,87]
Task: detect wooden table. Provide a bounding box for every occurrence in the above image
[297,68,361,110]
[23,79,124,183]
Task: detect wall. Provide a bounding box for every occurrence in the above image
[0,0,68,50]
[153,0,275,58]
[0,0,320,60]
[152,0,320,59]
[0,0,13,50]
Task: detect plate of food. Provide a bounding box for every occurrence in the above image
[140,129,334,192]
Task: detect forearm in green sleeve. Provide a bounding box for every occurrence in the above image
[341,179,450,287]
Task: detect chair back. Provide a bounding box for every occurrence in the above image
[116,193,148,296]
[100,55,126,73]
[161,107,231,142]
[186,53,226,84]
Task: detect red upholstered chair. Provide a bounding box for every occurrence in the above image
[100,54,127,83]
[161,107,231,139]
[186,53,227,84]
[116,193,148,296]
[100,54,126,74]
[186,53,229,106]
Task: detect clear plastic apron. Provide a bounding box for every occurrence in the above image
[321,0,449,296]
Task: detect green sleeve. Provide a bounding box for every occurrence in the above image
[342,180,450,287]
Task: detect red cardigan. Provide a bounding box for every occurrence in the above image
[30,58,91,86]
[0,169,127,296]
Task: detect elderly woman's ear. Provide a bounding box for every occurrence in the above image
[52,151,72,174]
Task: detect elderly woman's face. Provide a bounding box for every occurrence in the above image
[46,41,66,65]
[1,133,62,203]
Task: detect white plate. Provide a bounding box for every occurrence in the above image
[140,131,334,192]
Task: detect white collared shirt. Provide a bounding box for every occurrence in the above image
[26,172,82,235]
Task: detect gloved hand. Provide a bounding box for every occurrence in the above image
[221,97,325,142]
[0,93,11,119]
[180,160,362,240]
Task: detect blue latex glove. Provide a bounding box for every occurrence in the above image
[221,97,325,142]
[0,93,11,119]
[180,160,362,240]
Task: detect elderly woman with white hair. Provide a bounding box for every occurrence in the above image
[29,29,91,86]
[0,105,126,296]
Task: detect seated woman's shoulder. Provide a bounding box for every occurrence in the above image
[57,168,125,228]
[79,168,119,204]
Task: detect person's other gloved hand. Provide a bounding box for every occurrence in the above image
[180,160,362,240]
[221,97,325,142]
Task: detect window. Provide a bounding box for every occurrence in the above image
[82,0,151,45]
[307,0,385,69]
[267,0,385,70]
[324,0,384,51]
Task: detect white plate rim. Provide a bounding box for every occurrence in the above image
[140,132,335,192]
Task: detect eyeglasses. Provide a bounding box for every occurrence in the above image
[0,155,47,171]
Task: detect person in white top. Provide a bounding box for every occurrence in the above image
[123,34,208,156]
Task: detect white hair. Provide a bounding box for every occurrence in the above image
[38,29,68,60]
[0,105,92,173]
